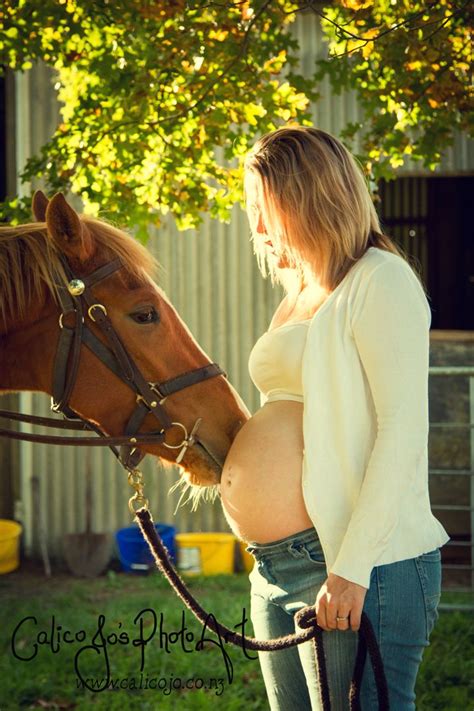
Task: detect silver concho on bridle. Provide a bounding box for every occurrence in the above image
[68,279,86,296]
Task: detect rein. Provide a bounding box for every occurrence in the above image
[1,250,390,708]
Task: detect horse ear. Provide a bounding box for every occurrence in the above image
[45,193,94,261]
[32,190,50,222]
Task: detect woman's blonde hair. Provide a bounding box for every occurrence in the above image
[243,124,419,295]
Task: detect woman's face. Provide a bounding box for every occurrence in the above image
[244,171,292,270]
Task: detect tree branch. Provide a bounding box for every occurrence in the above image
[80,0,274,153]
[302,0,469,60]
[146,0,274,126]
[306,1,439,42]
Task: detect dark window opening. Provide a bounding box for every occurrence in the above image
[378,176,474,331]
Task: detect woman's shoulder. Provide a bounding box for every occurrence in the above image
[349,247,431,323]
[353,247,424,291]
[359,245,411,271]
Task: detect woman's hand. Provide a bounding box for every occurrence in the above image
[315,572,368,632]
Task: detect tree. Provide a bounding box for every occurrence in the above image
[1,0,471,235]
[313,0,472,179]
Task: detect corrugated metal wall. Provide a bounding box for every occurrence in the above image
[8,12,474,556]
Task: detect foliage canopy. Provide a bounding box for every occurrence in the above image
[1,0,472,234]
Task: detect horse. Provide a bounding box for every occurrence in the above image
[0,190,250,507]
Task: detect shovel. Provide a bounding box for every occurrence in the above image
[63,449,112,577]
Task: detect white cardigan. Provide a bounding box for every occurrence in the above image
[285,246,449,589]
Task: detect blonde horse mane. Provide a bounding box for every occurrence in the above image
[0,216,161,329]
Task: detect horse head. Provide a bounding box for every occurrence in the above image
[0,191,250,503]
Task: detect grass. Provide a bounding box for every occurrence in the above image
[0,565,472,710]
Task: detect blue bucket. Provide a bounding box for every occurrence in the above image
[115,523,176,573]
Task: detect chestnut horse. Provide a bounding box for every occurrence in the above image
[0,191,249,505]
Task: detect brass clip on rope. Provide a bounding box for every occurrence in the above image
[127,468,149,519]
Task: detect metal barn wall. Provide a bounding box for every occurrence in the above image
[9,12,474,556]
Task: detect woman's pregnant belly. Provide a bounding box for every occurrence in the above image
[218,401,314,543]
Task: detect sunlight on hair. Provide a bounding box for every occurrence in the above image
[0,214,161,329]
[243,124,414,296]
[169,474,220,514]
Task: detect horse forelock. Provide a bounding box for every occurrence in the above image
[82,216,161,287]
[0,216,161,329]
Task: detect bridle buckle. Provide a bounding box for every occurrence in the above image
[149,383,168,404]
[136,388,167,409]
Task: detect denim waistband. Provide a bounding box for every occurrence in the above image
[245,526,319,554]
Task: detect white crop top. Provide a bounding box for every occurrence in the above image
[248,319,311,404]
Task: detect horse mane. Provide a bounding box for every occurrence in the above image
[0,216,161,329]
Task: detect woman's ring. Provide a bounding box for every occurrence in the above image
[336,616,349,621]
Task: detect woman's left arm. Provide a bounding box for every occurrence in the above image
[315,258,432,631]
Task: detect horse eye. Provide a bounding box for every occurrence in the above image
[131,307,159,324]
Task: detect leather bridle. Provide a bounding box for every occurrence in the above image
[0,253,226,477]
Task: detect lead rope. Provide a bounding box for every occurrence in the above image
[130,486,390,710]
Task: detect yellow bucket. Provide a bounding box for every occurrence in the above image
[0,520,22,574]
[175,532,236,575]
[239,541,255,574]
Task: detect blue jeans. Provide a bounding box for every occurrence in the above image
[246,527,442,711]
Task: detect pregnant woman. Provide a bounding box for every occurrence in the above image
[219,125,450,710]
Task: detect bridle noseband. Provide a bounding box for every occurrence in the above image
[0,254,226,484]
